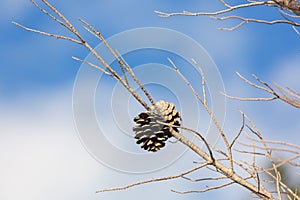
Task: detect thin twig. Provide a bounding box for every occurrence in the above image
[182,175,228,182]
[71,56,112,76]
[221,92,277,101]
[96,162,209,193]
[223,72,300,109]
[168,58,234,172]
[213,15,300,30]
[30,0,71,31]
[155,1,273,17]
[12,22,82,44]
[191,59,207,104]
[243,113,282,200]
[229,112,245,148]
[115,50,156,106]
[171,180,236,194]
[78,19,155,106]
[158,121,215,163]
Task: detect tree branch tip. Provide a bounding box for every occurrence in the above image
[238,110,244,115]
[154,10,169,17]
[170,189,177,193]
[71,56,80,60]
[235,71,242,76]
[251,73,259,79]
[167,57,178,70]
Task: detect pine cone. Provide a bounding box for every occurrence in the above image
[133,100,181,152]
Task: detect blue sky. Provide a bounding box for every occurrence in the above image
[1,0,300,200]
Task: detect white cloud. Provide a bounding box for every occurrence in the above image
[0,85,100,200]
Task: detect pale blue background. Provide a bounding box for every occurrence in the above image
[1,0,300,199]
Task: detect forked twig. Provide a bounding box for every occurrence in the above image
[14,0,152,111]
[78,18,155,106]
[155,0,300,32]
[157,121,215,162]
[222,72,300,109]
[155,1,273,17]
[71,56,112,76]
[229,112,245,148]
[167,58,234,172]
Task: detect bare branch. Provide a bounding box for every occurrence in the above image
[157,121,215,163]
[168,58,234,171]
[78,18,156,106]
[223,73,300,109]
[30,0,71,31]
[12,22,82,44]
[171,180,236,194]
[274,0,300,16]
[221,91,277,101]
[115,50,156,106]
[229,112,245,148]
[191,58,207,104]
[181,175,228,182]
[156,0,300,32]
[243,113,283,199]
[155,1,273,17]
[71,56,112,76]
[96,162,209,193]
[213,15,300,30]
[216,20,247,31]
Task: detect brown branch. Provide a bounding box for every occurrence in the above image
[274,0,300,16]
[30,0,71,31]
[155,1,274,17]
[260,140,300,149]
[155,0,300,32]
[170,126,273,198]
[229,112,245,148]
[191,58,207,104]
[12,22,82,44]
[171,180,237,194]
[243,114,283,199]
[213,15,300,31]
[168,58,234,172]
[273,82,300,109]
[14,0,152,111]
[78,18,155,107]
[71,56,112,76]
[157,121,215,163]
[260,167,300,200]
[181,175,228,182]
[96,162,209,193]
[222,73,300,109]
[221,92,277,101]
[233,149,267,157]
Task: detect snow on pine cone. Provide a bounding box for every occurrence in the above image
[133,100,181,152]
